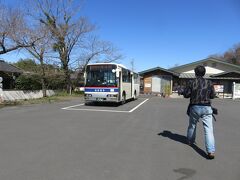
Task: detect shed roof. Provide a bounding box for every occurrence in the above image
[179,71,240,80]
[0,60,23,73]
[179,73,212,79]
[169,57,240,71]
[210,71,240,77]
[139,66,179,76]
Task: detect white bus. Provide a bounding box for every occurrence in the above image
[84,63,140,104]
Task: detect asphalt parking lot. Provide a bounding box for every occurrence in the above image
[0,96,240,180]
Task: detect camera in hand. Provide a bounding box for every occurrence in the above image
[212,107,218,115]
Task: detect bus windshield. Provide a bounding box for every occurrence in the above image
[85,65,117,87]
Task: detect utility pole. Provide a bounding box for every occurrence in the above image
[0,77,3,90]
[0,77,3,103]
[130,59,135,72]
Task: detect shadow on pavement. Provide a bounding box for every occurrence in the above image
[173,168,196,180]
[158,130,208,159]
[85,102,121,107]
[85,99,135,107]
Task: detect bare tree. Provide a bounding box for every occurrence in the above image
[0,3,35,55]
[222,44,240,65]
[208,54,223,59]
[223,50,235,63]
[235,47,240,65]
[130,59,135,71]
[31,0,95,92]
[211,44,240,65]
[76,36,123,73]
[23,26,53,97]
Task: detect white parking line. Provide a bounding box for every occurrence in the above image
[61,103,84,110]
[129,98,149,112]
[63,108,129,113]
[61,98,149,113]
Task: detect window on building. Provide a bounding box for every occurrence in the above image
[212,62,217,67]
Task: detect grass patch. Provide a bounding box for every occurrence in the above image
[54,90,84,97]
[0,101,22,108]
[0,92,84,108]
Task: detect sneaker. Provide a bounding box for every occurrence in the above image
[186,139,196,146]
[207,153,215,159]
[187,141,192,146]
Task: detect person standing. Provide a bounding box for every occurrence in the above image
[182,65,216,159]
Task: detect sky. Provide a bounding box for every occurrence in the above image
[1,0,240,72]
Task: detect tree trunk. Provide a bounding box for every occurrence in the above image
[41,77,47,97]
[40,55,47,97]
[63,63,71,93]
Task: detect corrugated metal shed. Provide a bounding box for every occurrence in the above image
[179,72,240,80]
[179,73,212,79]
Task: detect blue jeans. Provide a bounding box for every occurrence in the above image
[187,105,215,153]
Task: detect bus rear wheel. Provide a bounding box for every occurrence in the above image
[133,91,137,100]
[121,93,126,105]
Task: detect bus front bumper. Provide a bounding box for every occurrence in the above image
[84,93,119,102]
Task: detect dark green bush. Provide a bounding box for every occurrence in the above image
[15,73,69,91]
[15,74,42,90]
[46,74,66,90]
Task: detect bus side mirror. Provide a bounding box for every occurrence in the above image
[116,71,119,78]
[113,69,120,78]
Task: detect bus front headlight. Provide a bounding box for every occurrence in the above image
[107,94,118,98]
[84,94,92,97]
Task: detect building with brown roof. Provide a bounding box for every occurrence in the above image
[0,60,23,89]
[139,58,240,96]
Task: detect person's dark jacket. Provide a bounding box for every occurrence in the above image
[183,77,215,106]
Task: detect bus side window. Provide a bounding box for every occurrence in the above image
[134,73,139,84]
[122,68,132,83]
[128,71,131,82]
[122,69,127,82]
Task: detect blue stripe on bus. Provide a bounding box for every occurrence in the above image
[85,88,119,92]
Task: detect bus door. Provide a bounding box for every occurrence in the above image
[131,73,134,98]
[118,71,122,102]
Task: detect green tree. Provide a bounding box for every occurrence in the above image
[14,58,66,90]
[14,59,39,72]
